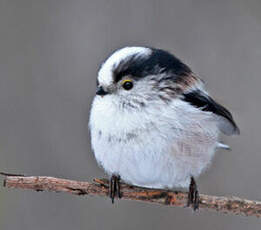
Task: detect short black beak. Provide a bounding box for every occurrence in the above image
[96,86,108,96]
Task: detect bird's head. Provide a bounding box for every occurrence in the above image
[95,46,199,110]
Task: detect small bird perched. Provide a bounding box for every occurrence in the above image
[89,47,239,209]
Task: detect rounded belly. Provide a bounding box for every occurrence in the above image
[91,128,217,189]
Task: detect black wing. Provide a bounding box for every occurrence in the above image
[183,90,240,135]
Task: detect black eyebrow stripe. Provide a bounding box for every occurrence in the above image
[112,48,192,83]
[113,54,144,82]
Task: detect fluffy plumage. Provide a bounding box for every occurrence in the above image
[89,46,239,189]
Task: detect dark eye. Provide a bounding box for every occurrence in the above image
[122,80,133,90]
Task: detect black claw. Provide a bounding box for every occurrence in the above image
[194,190,199,210]
[116,176,122,198]
[109,176,115,203]
[187,177,200,210]
[109,175,121,203]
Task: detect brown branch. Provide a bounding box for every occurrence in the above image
[1,173,261,218]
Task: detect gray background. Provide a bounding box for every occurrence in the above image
[0,0,261,229]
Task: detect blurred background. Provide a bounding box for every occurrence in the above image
[0,0,261,229]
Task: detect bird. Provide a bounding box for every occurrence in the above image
[89,46,239,209]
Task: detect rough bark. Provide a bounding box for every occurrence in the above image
[1,173,261,218]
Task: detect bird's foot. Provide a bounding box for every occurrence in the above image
[109,175,122,203]
[187,177,199,210]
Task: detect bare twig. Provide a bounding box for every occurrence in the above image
[1,173,261,218]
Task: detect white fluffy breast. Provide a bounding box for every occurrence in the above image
[89,95,220,189]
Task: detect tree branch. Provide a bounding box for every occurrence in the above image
[1,173,261,218]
